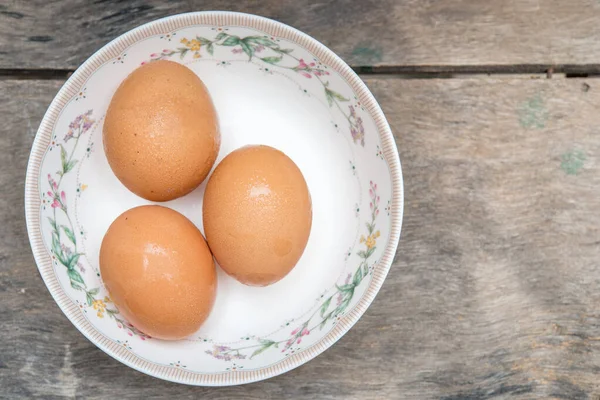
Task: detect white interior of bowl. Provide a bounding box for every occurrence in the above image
[25,12,403,386]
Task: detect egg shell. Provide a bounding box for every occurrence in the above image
[103,60,220,201]
[203,145,312,286]
[99,205,216,340]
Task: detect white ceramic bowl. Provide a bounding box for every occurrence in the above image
[24,11,403,386]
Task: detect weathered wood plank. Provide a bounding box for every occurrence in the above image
[2,0,600,70]
[2,77,600,398]
[367,76,600,399]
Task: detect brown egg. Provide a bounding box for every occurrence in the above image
[99,205,216,340]
[203,145,312,286]
[103,60,220,201]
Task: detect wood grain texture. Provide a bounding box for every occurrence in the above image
[3,0,600,70]
[368,76,600,399]
[3,77,600,399]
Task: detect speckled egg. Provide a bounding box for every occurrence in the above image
[203,145,312,286]
[99,205,216,340]
[103,60,220,201]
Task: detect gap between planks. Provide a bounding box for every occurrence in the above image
[3,65,600,81]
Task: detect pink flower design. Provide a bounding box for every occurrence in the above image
[368,181,380,219]
[60,244,72,258]
[48,174,58,191]
[297,59,308,69]
[293,58,328,79]
[50,199,61,208]
[313,70,330,76]
[64,110,95,143]
[205,344,246,361]
[348,105,365,146]
[232,48,244,54]
[61,191,66,203]
[282,322,311,352]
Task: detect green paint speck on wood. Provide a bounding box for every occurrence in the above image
[351,46,383,63]
[561,150,586,175]
[518,94,548,129]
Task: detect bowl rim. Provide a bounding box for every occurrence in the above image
[24,11,404,386]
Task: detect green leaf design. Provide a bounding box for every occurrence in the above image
[320,296,332,318]
[68,268,85,287]
[106,308,119,316]
[221,36,241,46]
[64,159,77,174]
[196,36,212,45]
[326,88,349,103]
[245,36,277,47]
[336,283,355,292]
[215,32,228,41]
[357,250,367,259]
[67,253,80,270]
[86,291,94,306]
[325,87,349,107]
[51,231,60,251]
[179,49,188,59]
[250,340,276,359]
[277,48,294,54]
[240,40,254,60]
[365,247,375,259]
[60,145,68,173]
[363,262,369,276]
[51,232,63,264]
[319,312,333,330]
[352,265,363,286]
[332,290,354,318]
[47,217,57,231]
[62,225,76,245]
[339,294,353,314]
[260,56,283,64]
[88,288,99,296]
[325,90,333,107]
[207,42,214,56]
[366,222,374,234]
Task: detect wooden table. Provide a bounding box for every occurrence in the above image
[2,1,600,398]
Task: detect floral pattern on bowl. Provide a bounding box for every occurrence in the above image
[25,12,403,386]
